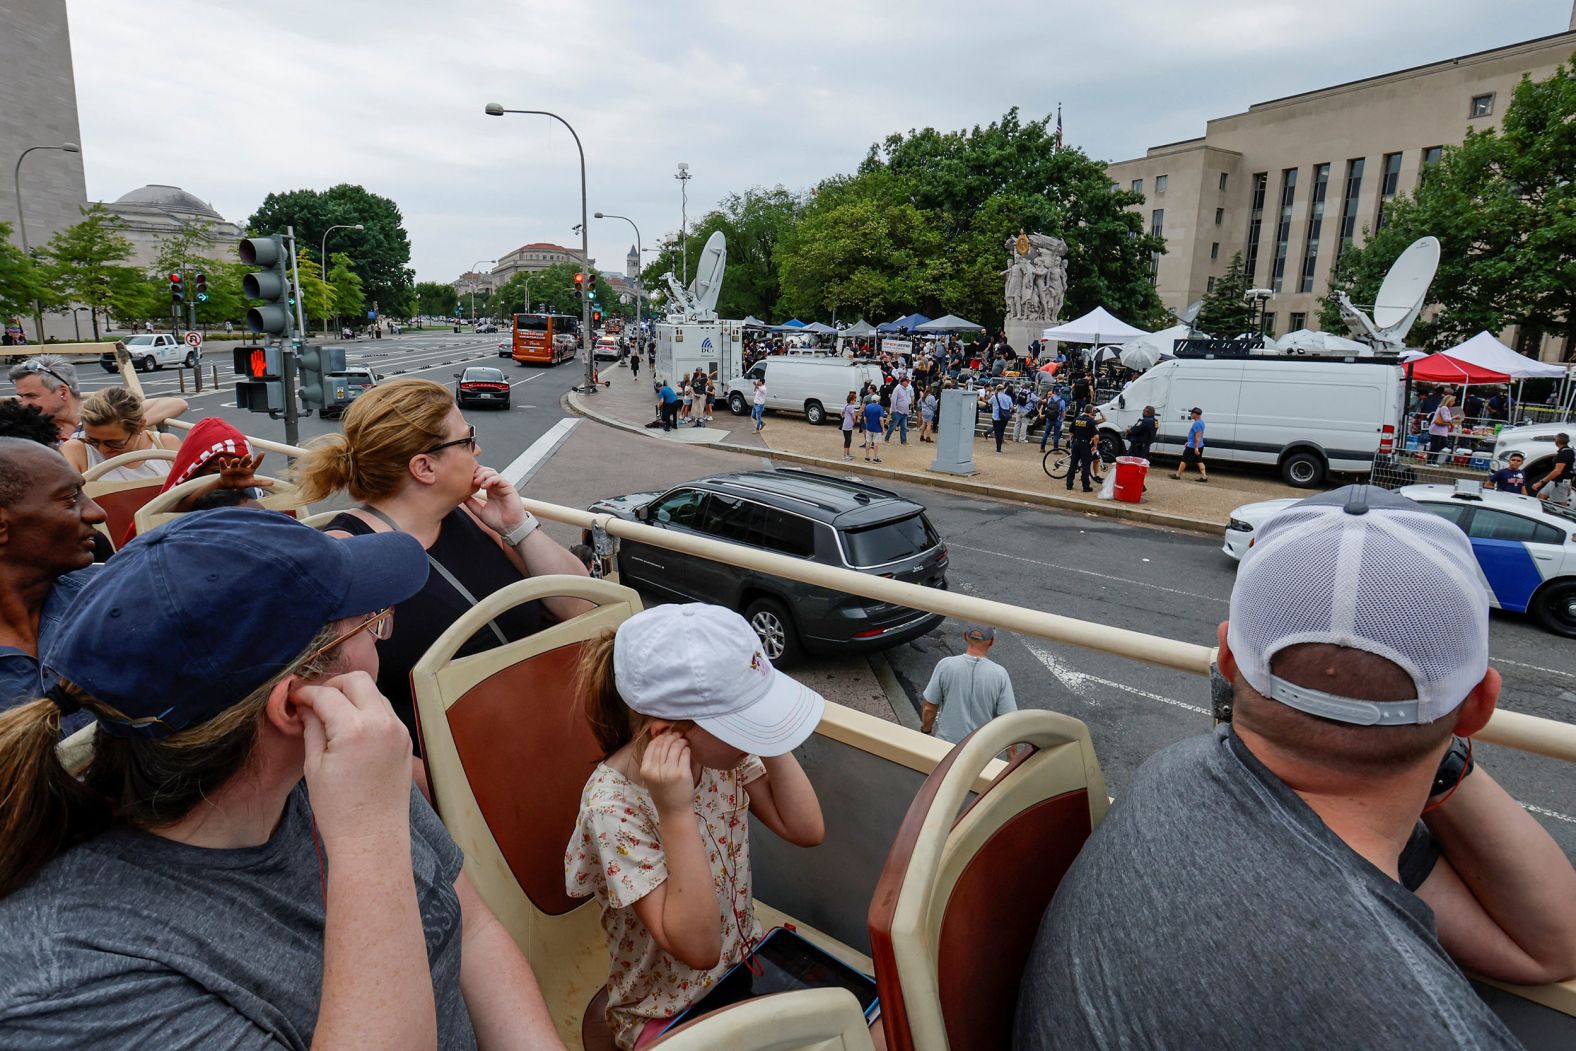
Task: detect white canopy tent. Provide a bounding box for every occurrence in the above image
[1436,330,1567,378]
[1042,306,1148,345]
[915,314,985,333]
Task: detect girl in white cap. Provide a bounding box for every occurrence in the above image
[566,603,826,1049]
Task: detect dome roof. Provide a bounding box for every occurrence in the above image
[112,184,223,220]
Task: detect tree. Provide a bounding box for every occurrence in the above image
[1322,56,1576,353]
[643,187,803,321]
[38,205,139,340]
[414,280,459,318]
[287,253,335,328]
[0,221,42,323]
[1196,252,1253,336]
[327,252,366,327]
[247,184,414,313]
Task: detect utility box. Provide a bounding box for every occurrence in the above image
[929,387,979,476]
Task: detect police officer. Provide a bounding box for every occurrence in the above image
[1066,403,1105,492]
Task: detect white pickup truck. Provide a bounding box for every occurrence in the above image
[100,333,201,373]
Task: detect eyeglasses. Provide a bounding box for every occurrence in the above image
[424,425,477,455]
[17,359,72,389]
[80,432,135,452]
[306,608,395,664]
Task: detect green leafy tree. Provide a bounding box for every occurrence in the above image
[1195,252,1253,336]
[38,204,139,340]
[414,280,459,318]
[643,187,802,320]
[327,252,366,326]
[286,253,335,328]
[247,184,414,313]
[1322,57,1576,353]
[0,221,42,323]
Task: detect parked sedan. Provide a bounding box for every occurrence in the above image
[454,366,511,409]
[1226,484,1576,636]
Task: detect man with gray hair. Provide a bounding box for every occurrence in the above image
[1016,485,1576,1049]
[9,355,186,444]
[920,623,1016,743]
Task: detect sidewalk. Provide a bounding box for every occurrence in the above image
[566,363,1311,533]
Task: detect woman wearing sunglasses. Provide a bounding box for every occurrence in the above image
[60,386,181,481]
[301,378,592,751]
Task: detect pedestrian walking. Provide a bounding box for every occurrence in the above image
[988,385,1014,452]
[752,378,767,432]
[1126,405,1157,461]
[861,394,883,462]
[1427,396,1459,465]
[1532,432,1573,506]
[918,388,937,443]
[1171,406,1209,482]
[886,377,913,445]
[629,351,639,379]
[1012,387,1036,443]
[1484,452,1529,494]
[840,390,858,461]
[1066,404,1100,492]
[1038,389,1065,452]
[920,624,1016,744]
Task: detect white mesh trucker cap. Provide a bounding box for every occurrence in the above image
[1227,485,1490,726]
[613,603,826,756]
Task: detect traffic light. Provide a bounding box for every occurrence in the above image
[240,235,293,340]
[194,272,209,303]
[574,272,585,289]
[593,309,602,324]
[233,345,284,413]
[170,272,184,303]
[297,344,347,412]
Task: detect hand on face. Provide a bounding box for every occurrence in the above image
[641,728,697,816]
[291,670,413,852]
[463,464,526,535]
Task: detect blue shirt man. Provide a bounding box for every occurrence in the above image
[1486,455,1528,494]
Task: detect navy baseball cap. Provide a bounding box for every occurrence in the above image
[45,508,429,738]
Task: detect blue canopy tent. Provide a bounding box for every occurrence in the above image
[772,319,808,330]
[877,313,932,333]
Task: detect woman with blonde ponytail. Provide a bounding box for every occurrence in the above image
[0,509,560,1048]
[306,378,591,749]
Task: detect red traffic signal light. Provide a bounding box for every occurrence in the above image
[170,272,185,303]
[169,273,182,284]
[573,272,585,286]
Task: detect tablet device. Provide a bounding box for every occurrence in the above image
[660,926,880,1034]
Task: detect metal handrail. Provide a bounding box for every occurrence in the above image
[157,420,1576,765]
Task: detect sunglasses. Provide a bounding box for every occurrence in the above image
[424,424,477,455]
[306,608,395,664]
[80,433,135,452]
[17,359,72,389]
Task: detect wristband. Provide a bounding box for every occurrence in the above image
[500,513,539,547]
[1428,736,1475,800]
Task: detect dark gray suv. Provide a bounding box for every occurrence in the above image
[587,469,948,663]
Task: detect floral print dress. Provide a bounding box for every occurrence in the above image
[565,756,766,1050]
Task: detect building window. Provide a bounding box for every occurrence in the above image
[1419,145,1443,187]
[1210,242,1220,261]
[1261,313,1276,337]
[1207,276,1217,293]
[1155,175,1168,193]
[1289,311,1307,332]
[1215,207,1224,225]
[1131,178,1143,194]
[1150,209,1164,281]
[1376,151,1402,231]
[1299,163,1330,294]
[1336,157,1365,264]
[1270,168,1297,293]
[1111,181,1120,193]
[1219,172,1229,192]
[1470,93,1494,118]
[1244,172,1268,284]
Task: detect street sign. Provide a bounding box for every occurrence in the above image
[184,331,203,347]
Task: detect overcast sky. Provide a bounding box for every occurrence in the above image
[67,0,1571,286]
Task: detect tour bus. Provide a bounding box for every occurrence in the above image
[512,312,579,366]
[68,362,1576,1050]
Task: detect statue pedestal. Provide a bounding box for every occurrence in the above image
[1005,318,1045,357]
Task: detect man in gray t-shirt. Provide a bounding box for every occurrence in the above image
[920,623,1016,743]
[1015,486,1576,1049]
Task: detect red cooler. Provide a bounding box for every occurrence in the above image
[1113,456,1149,503]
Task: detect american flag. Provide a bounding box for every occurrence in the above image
[1055,103,1063,150]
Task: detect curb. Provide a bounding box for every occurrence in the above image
[562,392,1226,537]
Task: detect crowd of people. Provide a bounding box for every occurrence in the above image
[2,349,1574,1050]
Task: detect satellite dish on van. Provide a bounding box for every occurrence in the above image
[659,231,728,321]
[1335,236,1439,351]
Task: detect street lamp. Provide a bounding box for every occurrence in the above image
[594,211,643,351]
[485,102,596,395]
[320,223,365,336]
[469,259,495,325]
[675,162,691,285]
[12,141,80,341]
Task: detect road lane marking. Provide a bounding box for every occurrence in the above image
[1524,804,1576,825]
[1494,657,1576,680]
[1022,641,1211,716]
[501,418,580,489]
[949,543,1228,604]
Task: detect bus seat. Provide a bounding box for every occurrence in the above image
[131,475,308,536]
[867,710,1108,1051]
[82,450,180,550]
[648,988,876,1051]
[409,575,644,1049]
[299,510,346,530]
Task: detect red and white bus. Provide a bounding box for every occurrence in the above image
[511,313,579,366]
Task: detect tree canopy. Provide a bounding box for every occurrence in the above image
[1196,252,1253,336]
[247,184,414,314]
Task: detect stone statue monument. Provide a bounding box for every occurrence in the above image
[1002,230,1068,352]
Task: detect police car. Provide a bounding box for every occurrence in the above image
[1224,484,1576,637]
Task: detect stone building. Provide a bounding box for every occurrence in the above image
[100,184,245,270]
[1107,8,1576,358]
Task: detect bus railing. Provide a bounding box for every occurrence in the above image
[153,419,1576,766]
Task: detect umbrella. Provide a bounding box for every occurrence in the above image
[1117,323,1189,371]
[1041,306,1148,345]
[1090,346,1122,369]
[915,313,985,333]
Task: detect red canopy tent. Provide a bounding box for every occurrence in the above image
[1404,354,1511,384]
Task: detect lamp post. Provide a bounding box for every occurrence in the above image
[469,259,495,326]
[675,162,691,285]
[485,103,596,395]
[594,211,643,352]
[319,223,364,337]
[12,141,80,342]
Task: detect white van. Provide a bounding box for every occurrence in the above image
[1097,354,1405,487]
[726,358,885,425]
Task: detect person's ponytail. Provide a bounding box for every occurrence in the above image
[297,433,357,504]
[0,692,111,898]
[573,628,645,758]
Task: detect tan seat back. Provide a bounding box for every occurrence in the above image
[409,574,643,1047]
[867,709,1108,1051]
[131,475,309,535]
[83,450,179,550]
[650,989,876,1051]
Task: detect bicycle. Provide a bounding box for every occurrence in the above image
[1042,447,1070,480]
